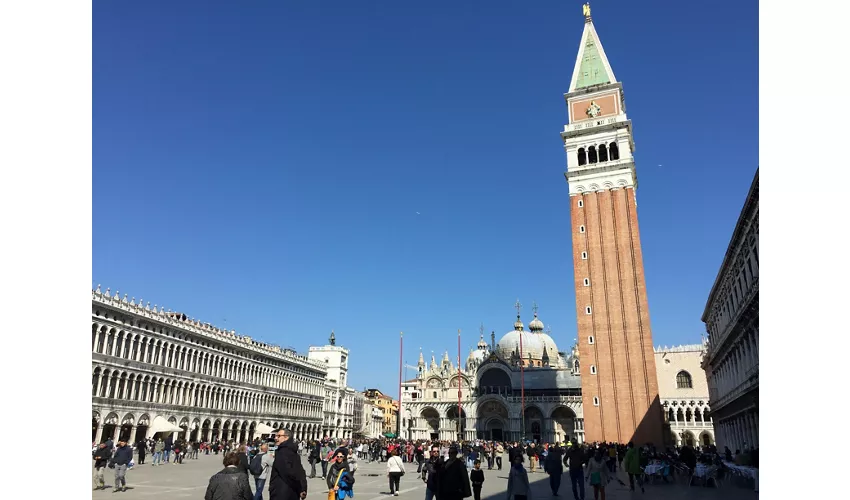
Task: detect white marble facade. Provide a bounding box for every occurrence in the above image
[92,286,328,444]
[701,170,759,452]
[400,309,585,444]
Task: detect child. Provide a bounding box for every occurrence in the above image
[470,460,485,500]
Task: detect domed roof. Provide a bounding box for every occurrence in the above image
[497,316,544,360]
[528,313,544,332]
[535,333,561,366]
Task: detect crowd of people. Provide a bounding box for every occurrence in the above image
[93,432,755,500]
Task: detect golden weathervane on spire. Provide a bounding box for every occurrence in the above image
[583,3,591,20]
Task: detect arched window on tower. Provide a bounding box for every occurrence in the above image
[588,146,598,164]
[577,148,587,166]
[609,142,620,160]
[599,144,608,162]
[676,370,693,389]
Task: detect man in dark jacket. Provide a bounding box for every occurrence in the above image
[438,446,471,500]
[566,443,586,500]
[420,445,442,500]
[111,439,134,492]
[544,444,564,496]
[205,451,253,500]
[92,443,112,490]
[270,429,308,500]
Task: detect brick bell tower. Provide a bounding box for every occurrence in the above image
[562,4,663,446]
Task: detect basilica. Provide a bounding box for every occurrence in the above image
[400,305,585,444]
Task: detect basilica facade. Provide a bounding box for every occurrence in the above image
[399,306,717,446]
[400,307,585,444]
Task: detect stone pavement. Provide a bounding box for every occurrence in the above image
[93,453,758,499]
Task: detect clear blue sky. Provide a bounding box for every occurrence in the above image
[93,1,758,397]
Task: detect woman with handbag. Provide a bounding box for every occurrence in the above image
[584,449,610,500]
[386,448,406,496]
[327,450,352,500]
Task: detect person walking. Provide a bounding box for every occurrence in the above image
[136,438,147,465]
[584,450,609,500]
[421,445,442,500]
[308,441,320,478]
[204,452,254,500]
[321,442,332,479]
[111,439,134,493]
[566,443,585,500]
[506,455,531,500]
[470,460,485,500]
[250,443,275,500]
[92,443,111,490]
[622,442,644,494]
[327,449,352,499]
[439,446,472,500]
[496,443,505,470]
[386,448,406,496]
[269,429,308,500]
[544,444,564,496]
[152,438,164,466]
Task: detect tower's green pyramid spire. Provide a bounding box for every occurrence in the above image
[569,14,617,93]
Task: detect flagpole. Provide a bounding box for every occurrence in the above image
[520,329,525,442]
[398,331,403,439]
[457,329,462,442]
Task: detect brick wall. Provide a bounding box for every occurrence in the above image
[571,188,663,445]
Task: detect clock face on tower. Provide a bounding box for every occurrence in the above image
[586,101,602,118]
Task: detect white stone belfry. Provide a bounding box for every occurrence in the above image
[561,13,637,196]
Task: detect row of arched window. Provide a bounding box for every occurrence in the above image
[577,142,620,166]
[92,323,323,397]
[666,406,710,423]
[92,366,322,419]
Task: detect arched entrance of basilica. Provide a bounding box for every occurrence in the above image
[551,406,576,444]
[446,406,467,441]
[524,406,544,442]
[421,407,440,441]
[477,400,509,441]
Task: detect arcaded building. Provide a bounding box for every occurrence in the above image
[701,170,759,451]
[92,286,354,444]
[561,6,663,445]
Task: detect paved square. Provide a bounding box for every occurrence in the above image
[94,453,756,500]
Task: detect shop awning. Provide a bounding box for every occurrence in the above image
[149,416,182,434]
[255,422,275,435]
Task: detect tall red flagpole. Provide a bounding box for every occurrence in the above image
[520,329,525,441]
[398,331,403,439]
[457,329,462,442]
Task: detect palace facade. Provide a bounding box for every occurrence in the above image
[701,169,759,452]
[92,286,353,444]
[656,344,715,447]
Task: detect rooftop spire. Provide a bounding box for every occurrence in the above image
[568,3,617,93]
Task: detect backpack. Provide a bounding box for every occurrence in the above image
[250,453,265,476]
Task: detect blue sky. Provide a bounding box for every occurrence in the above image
[93,1,758,396]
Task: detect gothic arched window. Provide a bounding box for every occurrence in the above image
[599,144,608,162]
[588,146,598,164]
[609,142,620,160]
[676,371,693,389]
[577,148,587,166]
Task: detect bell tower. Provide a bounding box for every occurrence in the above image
[562,4,663,446]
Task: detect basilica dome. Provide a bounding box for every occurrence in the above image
[527,310,561,367]
[497,316,544,361]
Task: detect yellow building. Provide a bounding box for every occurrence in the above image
[365,389,398,436]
